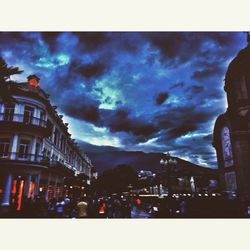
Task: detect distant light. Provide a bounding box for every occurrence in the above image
[183,194,186,196]
[212,193,216,196]
[176,210,180,214]
[70,186,73,189]
[198,194,202,197]
[205,194,208,196]
[187,194,191,196]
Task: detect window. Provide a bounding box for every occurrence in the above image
[40,110,46,127]
[54,128,59,146]
[35,143,40,161]
[47,120,53,140]
[18,140,30,159]
[40,110,46,120]
[23,106,34,124]
[4,103,15,121]
[60,136,65,151]
[0,138,10,157]
[221,126,234,167]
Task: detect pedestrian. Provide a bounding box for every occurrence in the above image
[113,198,122,218]
[56,197,65,218]
[76,197,88,218]
[48,198,57,218]
[179,199,188,216]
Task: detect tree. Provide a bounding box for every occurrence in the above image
[96,164,138,193]
[0,57,23,82]
[0,57,23,103]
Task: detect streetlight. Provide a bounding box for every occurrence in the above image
[160,152,178,197]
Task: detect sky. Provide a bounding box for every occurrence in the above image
[0,32,247,168]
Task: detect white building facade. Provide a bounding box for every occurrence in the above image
[0,75,95,212]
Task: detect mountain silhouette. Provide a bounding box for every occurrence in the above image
[78,140,218,177]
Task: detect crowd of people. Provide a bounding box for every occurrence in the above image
[3,194,142,218]
[2,193,249,218]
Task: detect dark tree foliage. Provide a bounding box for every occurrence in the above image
[96,164,138,193]
[0,57,23,103]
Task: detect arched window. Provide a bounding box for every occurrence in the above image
[221,126,234,167]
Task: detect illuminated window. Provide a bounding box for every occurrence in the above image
[221,126,234,167]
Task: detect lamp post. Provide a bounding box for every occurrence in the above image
[160,152,178,197]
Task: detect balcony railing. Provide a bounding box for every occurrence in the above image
[0,152,44,162]
[0,113,47,128]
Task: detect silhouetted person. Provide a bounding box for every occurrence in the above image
[77,197,88,218]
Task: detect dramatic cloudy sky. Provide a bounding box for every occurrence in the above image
[0,32,247,167]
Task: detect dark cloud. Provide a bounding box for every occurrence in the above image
[41,32,61,52]
[170,82,184,89]
[155,92,169,105]
[203,134,213,141]
[169,124,197,138]
[154,105,216,141]
[103,109,158,138]
[146,32,238,67]
[60,93,100,123]
[191,68,221,79]
[206,32,238,46]
[74,32,110,51]
[71,62,106,79]
[186,85,204,94]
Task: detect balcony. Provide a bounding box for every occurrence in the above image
[49,160,75,176]
[0,113,52,137]
[0,152,47,167]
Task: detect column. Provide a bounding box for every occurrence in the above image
[53,176,58,198]
[23,175,32,198]
[0,103,4,113]
[33,108,39,125]
[1,174,12,206]
[14,104,21,122]
[60,178,65,198]
[34,174,41,196]
[30,136,37,161]
[45,174,51,201]
[0,104,3,121]
[10,134,19,160]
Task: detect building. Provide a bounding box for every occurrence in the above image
[0,75,95,213]
[213,35,250,200]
